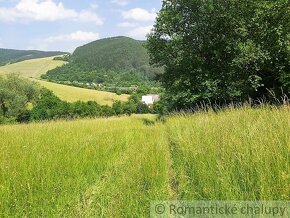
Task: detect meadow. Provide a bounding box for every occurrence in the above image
[0,106,289,217]
[0,56,66,78]
[31,79,130,106]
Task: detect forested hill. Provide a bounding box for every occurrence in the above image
[42,37,163,88]
[0,48,67,66]
[72,37,149,71]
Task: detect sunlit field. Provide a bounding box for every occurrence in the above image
[0,56,66,78]
[0,107,289,217]
[31,79,130,106]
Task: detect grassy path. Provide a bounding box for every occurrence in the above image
[73,125,171,217]
[0,115,171,217]
[0,107,289,217]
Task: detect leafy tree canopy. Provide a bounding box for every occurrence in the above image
[0,74,41,123]
[147,0,290,110]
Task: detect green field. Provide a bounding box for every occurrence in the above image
[0,57,130,105]
[0,56,66,78]
[31,79,130,105]
[0,107,289,217]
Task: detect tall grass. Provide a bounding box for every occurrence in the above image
[0,115,170,217]
[166,106,290,200]
[0,107,289,216]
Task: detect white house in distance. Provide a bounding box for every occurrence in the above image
[142,94,160,108]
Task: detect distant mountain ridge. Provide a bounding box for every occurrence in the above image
[0,48,67,66]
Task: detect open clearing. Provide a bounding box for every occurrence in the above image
[0,107,289,217]
[31,79,130,105]
[0,56,66,78]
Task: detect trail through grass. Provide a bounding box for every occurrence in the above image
[0,107,289,217]
[0,115,170,217]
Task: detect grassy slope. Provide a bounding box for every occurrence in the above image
[0,57,130,105]
[31,79,130,105]
[0,107,289,217]
[0,48,66,66]
[0,56,66,78]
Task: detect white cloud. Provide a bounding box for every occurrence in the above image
[117,22,137,28]
[0,0,103,25]
[120,7,156,40]
[28,31,100,51]
[128,25,152,39]
[112,0,129,6]
[77,10,102,24]
[122,8,156,21]
[90,3,99,9]
[44,31,100,42]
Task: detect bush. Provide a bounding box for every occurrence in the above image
[0,74,41,123]
[16,110,31,123]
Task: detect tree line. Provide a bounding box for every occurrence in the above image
[0,75,163,125]
[42,64,158,89]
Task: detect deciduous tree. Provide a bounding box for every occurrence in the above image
[147,0,290,109]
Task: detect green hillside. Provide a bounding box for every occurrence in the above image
[0,48,67,66]
[0,56,66,78]
[1,107,289,216]
[42,37,162,88]
[72,37,150,71]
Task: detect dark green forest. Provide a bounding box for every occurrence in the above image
[42,37,163,89]
[43,64,156,87]
[0,48,67,66]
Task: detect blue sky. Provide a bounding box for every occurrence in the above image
[0,0,162,52]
